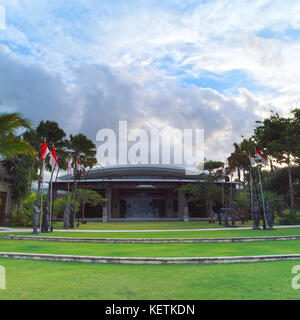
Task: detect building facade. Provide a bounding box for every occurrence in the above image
[53,165,232,222]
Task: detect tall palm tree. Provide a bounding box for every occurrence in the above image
[0,112,35,158]
[23,120,68,232]
[67,133,97,228]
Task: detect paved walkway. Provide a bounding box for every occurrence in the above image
[4,234,300,243]
[1,251,300,264]
[1,225,300,233]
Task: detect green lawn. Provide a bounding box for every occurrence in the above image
[2,227,300,239]
[0,258,299,299]
[52,220,255,230]
[0,239,299,257]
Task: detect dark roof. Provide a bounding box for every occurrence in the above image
[59,164,200,181]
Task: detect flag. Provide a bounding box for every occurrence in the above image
[41,141,50,160]
[76,159,82,171]
[249,153,256,165]
[50,145,58,170]
[222,164,226,176]
[230,164,234,177]
[255,147,268,165]
[76,159,85,175]
[67,157,73,176]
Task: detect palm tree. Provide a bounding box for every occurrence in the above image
[67,133,97,228]
[23,120,68,232]
[0,112,35,158]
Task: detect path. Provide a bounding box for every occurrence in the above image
[1,225,300,233]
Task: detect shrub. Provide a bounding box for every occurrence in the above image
[278,209,300,225]
[9,193,37,227]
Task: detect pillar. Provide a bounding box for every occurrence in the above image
[112,189,120,219]
[165,190,174,218]
[178,191,185,220]
[105,188,112,221]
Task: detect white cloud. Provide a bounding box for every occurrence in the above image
[0,0,299,161]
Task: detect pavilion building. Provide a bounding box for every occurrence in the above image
[53,165,233,222]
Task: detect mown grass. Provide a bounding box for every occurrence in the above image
[0,258,299,300]
[2,227,300,239]
[0,239,299,257]
[52,220,255,230]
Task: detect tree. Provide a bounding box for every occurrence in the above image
[179,160,223,221]
[2,155,38,208]
[234,192,249,222]
[23,120,68,231]
[76,189,106,222]
[67,134,97,227]
[0,112,35,158]
[227,141,250,185]
[24,120,68,172]
[254,111,300,214]
[53,194,79,220]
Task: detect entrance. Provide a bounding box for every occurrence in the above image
[119,190,166,219]
[120,198,165,218]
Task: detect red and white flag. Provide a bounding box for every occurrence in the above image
[249,153,256,165]
[77,159,85,175]
[50,145,58,170]
[67,157,73,176]
[255,147,268,165]
[76,159,82,171]
[41,141,50,160]
[222,164,226,176]
[230,164,234,177]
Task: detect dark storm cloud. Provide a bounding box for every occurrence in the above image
[0,46,261,160]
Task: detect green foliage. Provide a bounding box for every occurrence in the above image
[278,209,300,225]
[23,120,68,172]
[180,160,223,220]
[0,112,35,158]
[68,133,97,169]
[227,142,250,182]
[3,155,39,203]
[53,193,79,218]
[234,192,249,211]
[9,193,37,227]
[254,112,300,163]
[76,189,106,207]
[263,191,286,213]
[204,160,223,173]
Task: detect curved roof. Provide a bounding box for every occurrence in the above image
[59,164,200,181]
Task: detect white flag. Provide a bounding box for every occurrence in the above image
[255,147,268,165]
[67,157,73,176]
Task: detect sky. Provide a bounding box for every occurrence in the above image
[0,0,300,165]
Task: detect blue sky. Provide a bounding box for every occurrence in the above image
[0,0,300,161]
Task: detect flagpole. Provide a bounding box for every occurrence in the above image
[39,159,45,232]
[249,155,254,229]
[229,167,233,217]
[67,165,70,203]
[222,180,224,208]
[49,166,55,232]
[257,163,267,229]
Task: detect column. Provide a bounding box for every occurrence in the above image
[112,189,120,219]
[178,191,185,220]
[105,187,112,221]
[165,190,174,218]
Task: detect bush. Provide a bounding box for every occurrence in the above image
[278,209,300,225]
[53,194,79,220]
[9,193,37,227]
